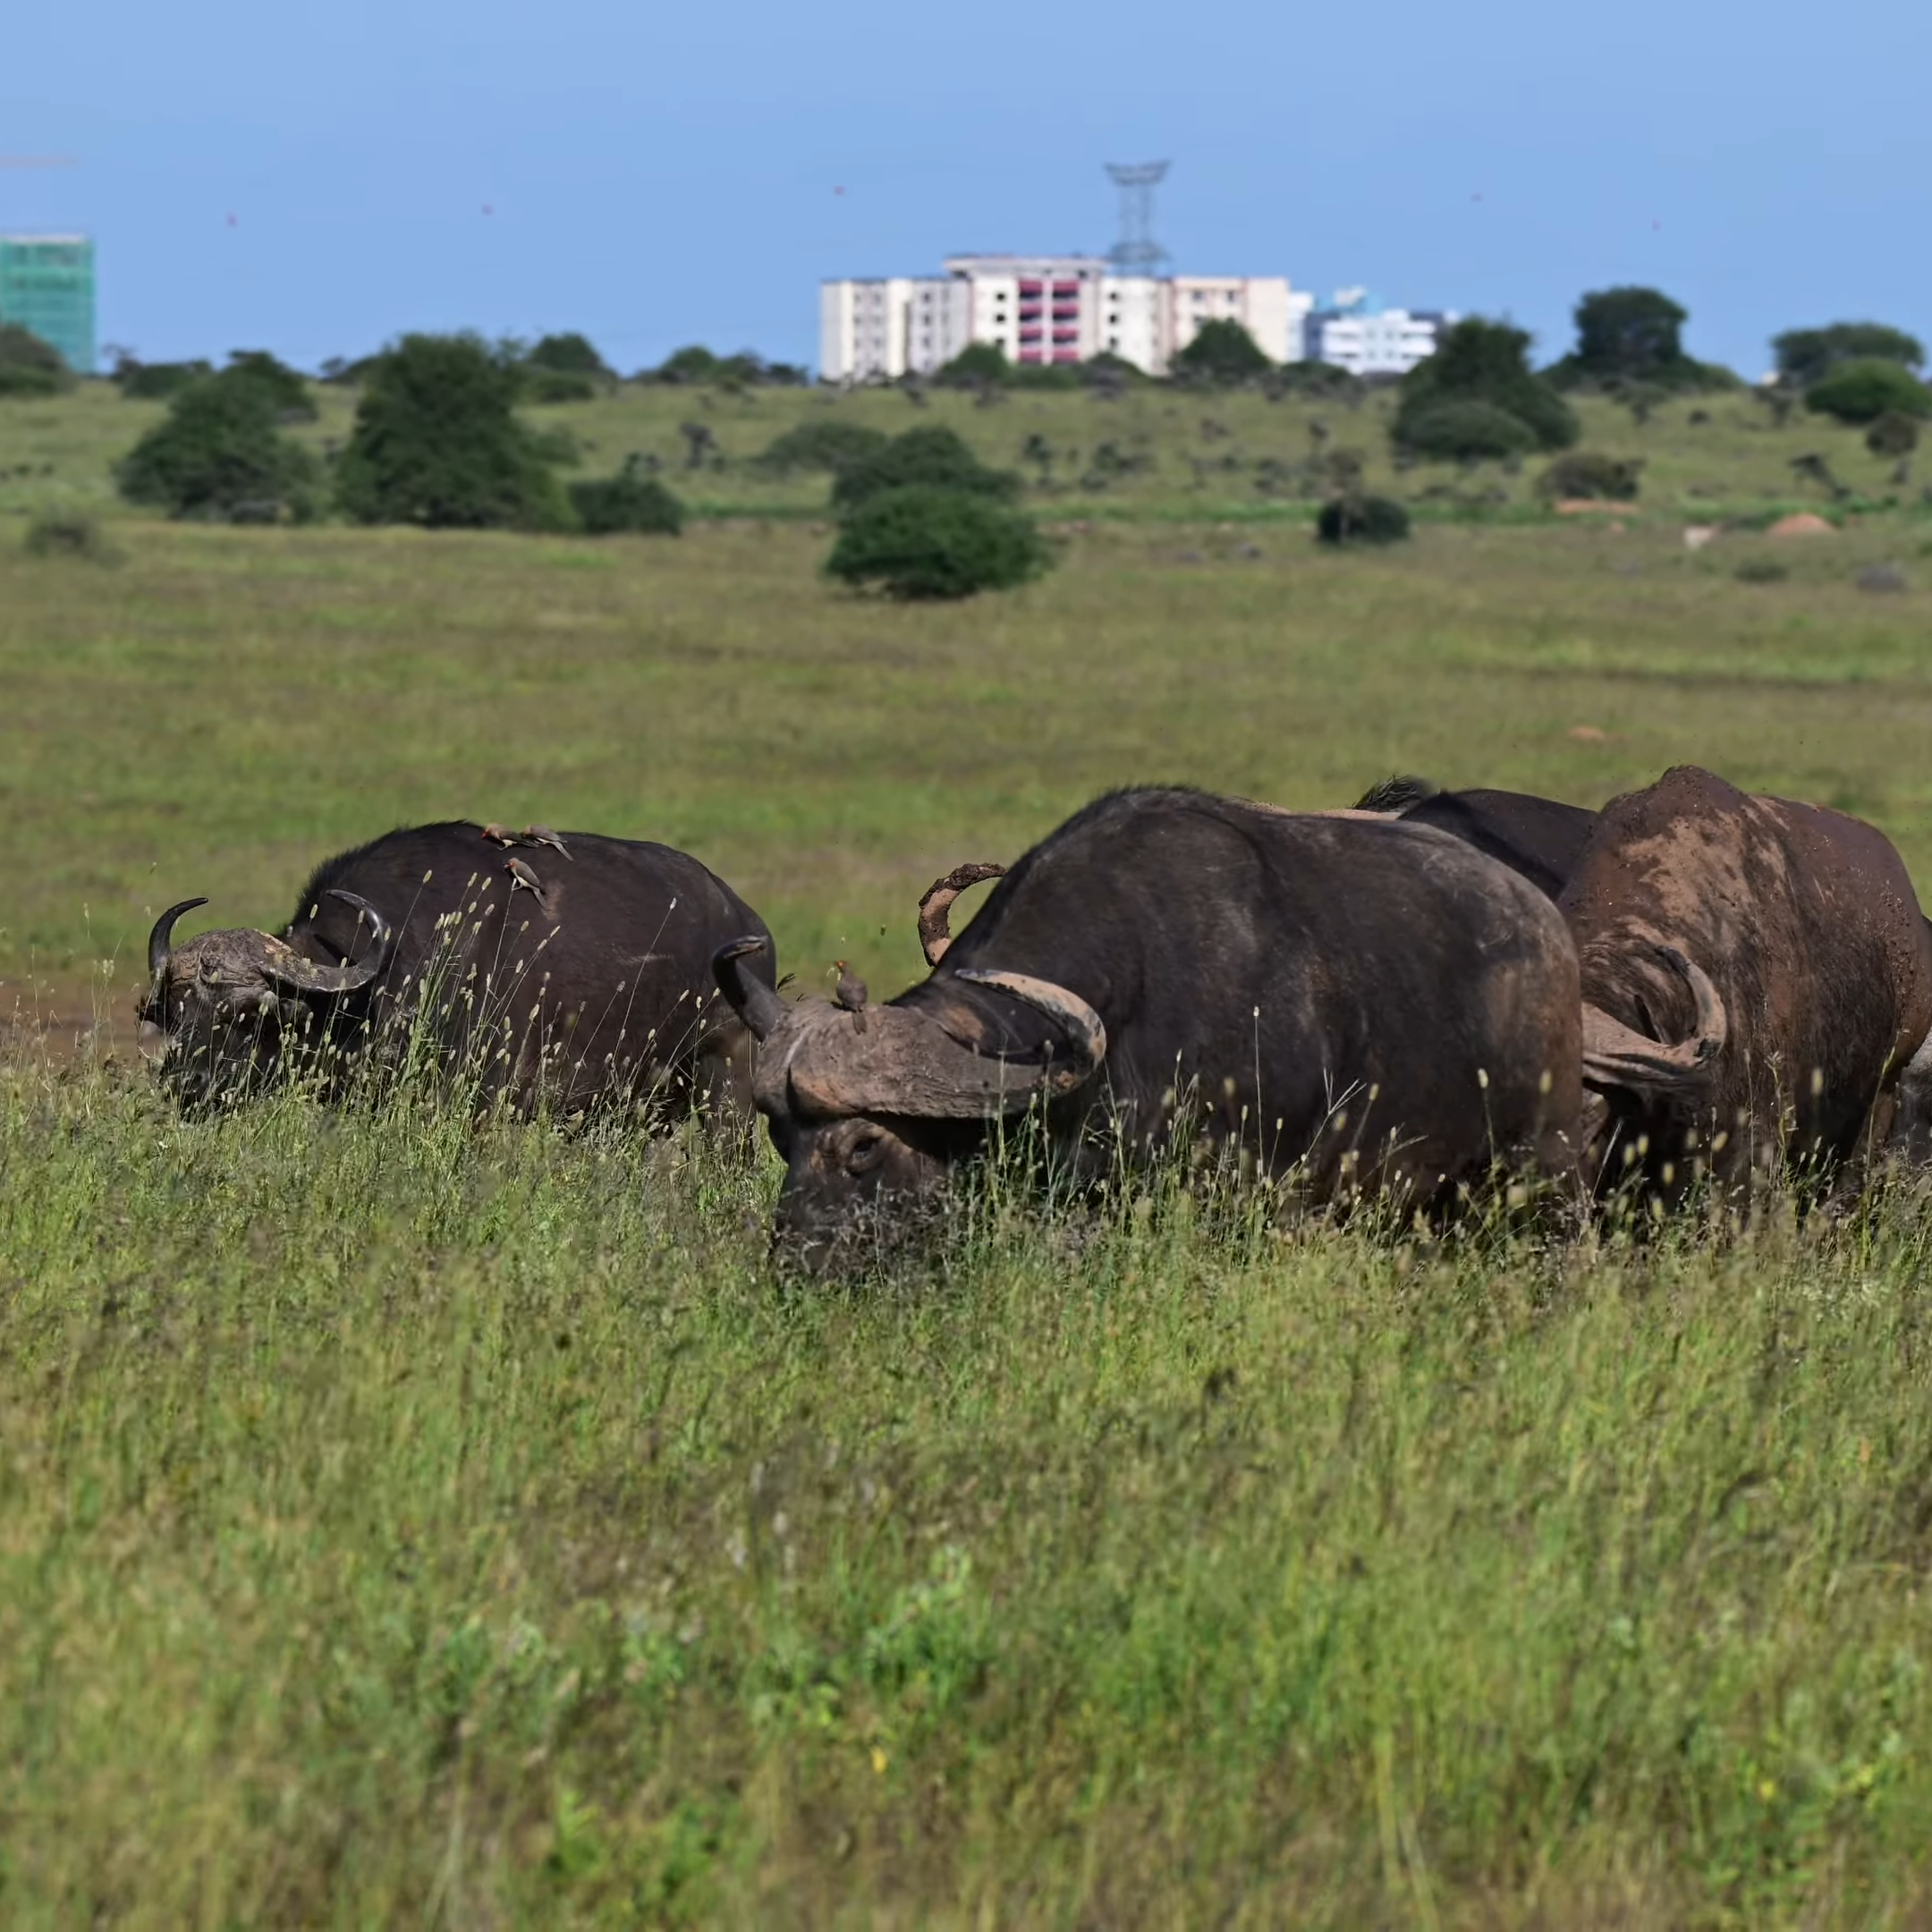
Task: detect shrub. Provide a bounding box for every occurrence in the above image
[1545,287,1734,393]
[646,344,800,387]
[0,323,72,398]
[1398,400,1538,462]
[567,458,683,536]
[1316,495,1411,545]
[1173,319,1273,384]
[1805,359,1932,426]
[334,333,573,530]
[223,350,317,419]
[1775,323,1925,387]
[522,334,611,404]
[757,420,890,475]
[115,372,320,521]
[113,357,214,401]
[1735,556,1789,584]
[1538,450,1643,501]
[826,485,1051,599]
[1867,412,1921,459]
[934,343,1012,389]
[525,332,610,377]
[830,425,1020,511]
[22,508,117,562]
[1394,318,1577,453]
[1265,360,1362,402]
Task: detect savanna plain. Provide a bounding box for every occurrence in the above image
[6,381,1932,1923]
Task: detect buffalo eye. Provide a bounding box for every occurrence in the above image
[845,1128,888,1174]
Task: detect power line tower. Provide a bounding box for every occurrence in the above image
[1105,161,1170,277]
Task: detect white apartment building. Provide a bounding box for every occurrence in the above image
[1302,289,1455,377]
[820,256,1309,383]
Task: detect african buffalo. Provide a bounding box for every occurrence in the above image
[1355,775,1598,901]
[716,787,1584,1268]
[1559,766,1932,1194]
[140,821,775,1117]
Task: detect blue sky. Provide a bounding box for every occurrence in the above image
[4,0,1927,377]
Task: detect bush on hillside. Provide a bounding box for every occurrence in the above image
[114,371,320,521]
[1805,359,1932,426]
[22,508,118,563]
[1173,318,1273,384]
[1866,411,1921,459]
[1264,360,1362,402]
[935,342,1013,388]
[1775,322,1924,387]
[522,333,613,403]
[334,333,573,530]
[757,419,890,475]
[113,356,214,401]
[1545,286,1733,393]
[567,458,684,536]
[223,350,317,419]
[1316,494,1410,545]
[826,484,1051,599]
[646,344,805,387]
[1398,399,1539,462]
[0,323,72,398]
[1537,450,1643,501]
[1394,318,1577,453]
[829,424,1020,511]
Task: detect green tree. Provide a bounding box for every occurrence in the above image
[567,457,683,535]
[756,420,890,474]
[526,332,610,377]
[1546,286,1732,392]
[935,342,1012,388]
[1803,359,1932,426]
[1394,318,1577,453]
[334,333,574,530]
[826,485,1051,599]
[1173,318,1272,383]
[0,323,72,398]
[223,350,317,419]
[830,425,1020,511]
[115,370,319,521]
[113,355,214,401]
[1398,400,1540,462]
[1774,322,1925,387]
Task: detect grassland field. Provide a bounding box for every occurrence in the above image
[4,378,1932,1921]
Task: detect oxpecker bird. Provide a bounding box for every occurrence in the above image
[523,825,572,859]
[504,855,550,915]
[834,960,869,1034]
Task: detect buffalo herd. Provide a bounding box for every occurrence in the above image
[140,766,1932,1267]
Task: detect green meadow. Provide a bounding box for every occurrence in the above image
[4,379,1932,1922]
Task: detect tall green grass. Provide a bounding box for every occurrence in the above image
[6,1049,1932,1923]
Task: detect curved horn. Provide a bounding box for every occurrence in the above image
[147,897,208,984]
[713,934,788,1042]
[953,969,1106,1086]
[1582,945,1726,1094]
[918,862,1005,967]
[262,891,392,996]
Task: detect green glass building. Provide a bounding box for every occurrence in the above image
[0,235,96,373]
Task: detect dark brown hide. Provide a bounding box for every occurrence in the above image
[142,824,775,1117]
[1560,765,1932,1191]
[722,788,1587,1266]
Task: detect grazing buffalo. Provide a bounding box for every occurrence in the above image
[139,822,775,1116]
[1559,766,1932,1193]
[1354,775,1598,901]
[716,787,1584,1268]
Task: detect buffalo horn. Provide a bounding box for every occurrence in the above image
[918,862,1005,967]
[1581,945,1726,1094]
[263,892,392,996]
[147,897,209,985]
[712,934,788,1042]
[954,969,1106,1086]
